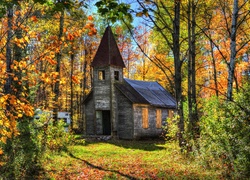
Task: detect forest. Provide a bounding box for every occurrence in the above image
[0,0,250,179]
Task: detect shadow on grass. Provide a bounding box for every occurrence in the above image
[84,138,166,151]
[68,152,139,180]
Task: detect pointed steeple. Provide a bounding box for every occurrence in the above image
[91,26,125,67]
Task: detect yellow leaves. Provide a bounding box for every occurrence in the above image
[1,137,7,144]
[29,31,37,39]
[0,108,19,148]
[51,72,59,79]
[17,113,23,118]
[60,77,67,85]
[41,72,59,84]
[41,73,51,84]
[19,61,27,69]
[0,95,8,104]
[14,36,29,48]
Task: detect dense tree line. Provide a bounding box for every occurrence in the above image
[0,0,249,178]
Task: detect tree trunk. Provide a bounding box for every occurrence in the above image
[53,10,64,122]
[173,0,185,148]
[13,5,23,97]
[227,0,238,101]
[210,40,219,97]
[187,0,199,146]
[4,7,13,95]
[70,50,74,130]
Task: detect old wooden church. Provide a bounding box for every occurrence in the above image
[83,26,176,139]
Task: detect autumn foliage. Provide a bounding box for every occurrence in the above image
[0,0,97,167]
[0,0,250,179]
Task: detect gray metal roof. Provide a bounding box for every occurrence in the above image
[116,78,176,109]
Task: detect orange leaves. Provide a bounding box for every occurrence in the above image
[23,104,34,117]
[84,18,97,36]
[9,95,17,106]
[31,15,38,23]
[0,53,6,61]
[88,15,94,21]
[87,29,97,36]
[40,72,59,85]
[47,57,57,65]
[72,75,80,84]
[67,33,74,41]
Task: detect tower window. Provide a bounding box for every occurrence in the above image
[98,70,105,80]
[114,71,119,81]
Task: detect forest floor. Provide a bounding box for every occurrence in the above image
[39,138,223,179]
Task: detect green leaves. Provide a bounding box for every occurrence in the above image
[95,0,132,24]
[199,85,250,178]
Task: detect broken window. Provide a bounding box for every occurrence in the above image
[114,71,119,80]
[142,108,149,129]
[156,109,162,128]
[98,70,105,80]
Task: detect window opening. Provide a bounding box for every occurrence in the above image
[98,70,105,80]
[114,71,119,80]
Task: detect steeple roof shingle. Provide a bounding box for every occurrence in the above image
[91,26,125,67]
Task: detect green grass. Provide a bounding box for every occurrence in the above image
[40,139,223,179]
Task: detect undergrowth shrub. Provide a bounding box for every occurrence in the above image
[46,119,74,151]
[31,111,74,152]
[164,115,179,141]
[0,111,75,179]
[199,84,250,179]
[0,117,41,179]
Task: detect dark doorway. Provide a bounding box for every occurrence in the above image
[102,110,111,135]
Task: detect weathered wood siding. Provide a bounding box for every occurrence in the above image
[110,66,123,134]
[93,66,111,110]
[116,89,134,139]
[84,95,95,135]
[133,104,168,139]
[91,66,124,136]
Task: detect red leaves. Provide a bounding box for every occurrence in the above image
[72,75,80,84]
